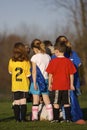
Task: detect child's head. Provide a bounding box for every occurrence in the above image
[31,39,46,54]
[55,35,72,48]
[55,36,68,43]
[25,43,30,54]
[12,42,29,61]
[54,41,66,56]
[55,36,72,57]
[43,40,54,56]
[43,40,52,48]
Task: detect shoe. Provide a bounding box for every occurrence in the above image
[60,120,72,123]
[60,120,65,123]
[21,119,29,122]
[66,120,72,123]
[59,118,65,123]
[50,120,59,123]
[16,120,21,123]
[32,119,38,122]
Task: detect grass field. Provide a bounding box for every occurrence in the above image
[0,93,87,130]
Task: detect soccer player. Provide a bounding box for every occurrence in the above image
[8,42,31,122]
[29,39,53,121]
[46,41,76,122]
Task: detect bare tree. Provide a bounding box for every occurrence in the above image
[41,0,87,85]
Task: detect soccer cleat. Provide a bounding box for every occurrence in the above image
[50,120,59,123]
[60,120,72,123]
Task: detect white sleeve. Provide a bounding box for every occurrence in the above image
[31,55,37,63]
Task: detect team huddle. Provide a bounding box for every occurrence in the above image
[8,36,86,124]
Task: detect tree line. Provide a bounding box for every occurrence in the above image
[0,0,87,99]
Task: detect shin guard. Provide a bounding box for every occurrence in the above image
[46,104,53,121]
[32,105,39,120]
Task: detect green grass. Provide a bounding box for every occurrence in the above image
[0,93,87,130]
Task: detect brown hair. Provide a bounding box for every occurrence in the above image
[12,42,29,61]
[55,35,68,43]
[31,39,46,53]
[54,41,66,53]
[55,35,72,47]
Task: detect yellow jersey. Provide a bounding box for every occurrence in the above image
[8,59,31,92]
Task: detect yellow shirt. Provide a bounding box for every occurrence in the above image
[8,59,31,92]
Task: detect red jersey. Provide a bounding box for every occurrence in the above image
[46,57,76,90]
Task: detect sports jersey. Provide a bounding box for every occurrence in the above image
[65,50,82,93]
[31,53,51,79]
[66,51,81,68]
[46,57,76,90]
[8,59,31,92]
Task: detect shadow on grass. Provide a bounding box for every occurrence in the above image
[0,112,31,122]
[82,108,87,120]
[0,109,87,122]
[0,116,14,122]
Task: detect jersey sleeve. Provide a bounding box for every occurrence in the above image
[31,55,37,63]
[8,59,12,74]
[71,51,81,67]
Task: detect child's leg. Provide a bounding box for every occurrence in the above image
[13,100,20,121]
[32,104,39,120]
[64,105,71,121]
[52,90,60,121]
[61,106,66,120]
[53,104,60,121]
[32,95,39,120]
[63,90,71,121]
[43,94,53,121]
[46,104,53,121]
[20,98,27,121]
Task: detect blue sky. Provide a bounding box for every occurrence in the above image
[0,0,68,33]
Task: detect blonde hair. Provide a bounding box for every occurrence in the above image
[31,39,46,53]
[65,41,72,47]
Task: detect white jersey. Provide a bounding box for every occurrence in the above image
[31,53,51,79]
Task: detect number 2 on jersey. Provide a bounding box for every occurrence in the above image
[15,67,23,81]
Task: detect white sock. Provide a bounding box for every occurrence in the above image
[32,106,38,120]
[46,104,53,121]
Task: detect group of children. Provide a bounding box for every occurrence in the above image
[8,36,86,124]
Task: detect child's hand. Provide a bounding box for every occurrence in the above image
[34,83,38,90]
[70,85,75,90]
[48,85,52,91]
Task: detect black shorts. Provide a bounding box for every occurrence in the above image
[49,90,70,105]
[13,91,28,100]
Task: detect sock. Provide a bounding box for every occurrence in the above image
[46,104,53,121]
[53,107,59,120]
[32,105,39,120]
[64,106,71,121]
[13,105,20,121]
[20,104,27,121]
[61,106,66,120]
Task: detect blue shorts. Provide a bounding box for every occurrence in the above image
[29,82,48,95]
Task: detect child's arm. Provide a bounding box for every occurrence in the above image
[48,74,53,91]
[32,62,38,90]
[70,74,75,90]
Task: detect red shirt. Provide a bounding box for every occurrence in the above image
[46,57,76,90]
